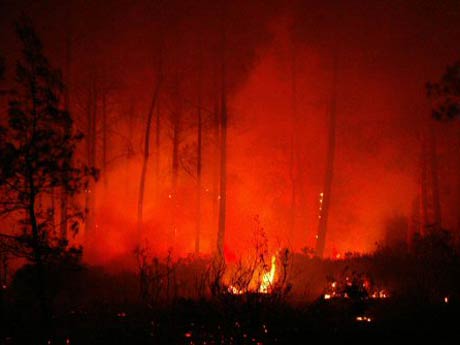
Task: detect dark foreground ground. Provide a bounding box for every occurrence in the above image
[2,292,459,344]
[2,233,460,344]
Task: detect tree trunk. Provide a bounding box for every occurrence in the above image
[217,72,227,259]
[170,78,181,248]
[212,94,220,248]
[315,55,338,258]
[137,76,162,243]
[28,89,50,331]
[429,124,441,231]
[172,111,180,196]
[102,92,108,190]
[85,84,95,240]
[60,17,72,241]
[195,87,203,254]
[154,96,161,201]
[288,44,297,243]
[28,175,50,329]
[420,132,429,235]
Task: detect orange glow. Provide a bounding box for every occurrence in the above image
[356,316,372,323]
[227,285,244,295]
[259,255,277,293]
[5,7,452,272]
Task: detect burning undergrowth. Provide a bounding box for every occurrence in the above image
[135,218,292,304]
[2,230,460,343]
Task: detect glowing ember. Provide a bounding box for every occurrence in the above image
[323,276,389,301]
[228,285,244,295]
[371,290,389,299]
[259,255,276,293]
[355,316,372,322]
[444,296,449,304]
[318,192,324,220]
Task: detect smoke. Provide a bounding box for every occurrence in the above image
[2,0,460,267]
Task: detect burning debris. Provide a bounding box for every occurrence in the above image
[355,316,372,323]
[259,255,277,294]
[322,272,390,301]
[228,285,245,295]
[226,252,286,296]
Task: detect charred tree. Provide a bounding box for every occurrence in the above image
[171,77,181,198]
[60,15,72,242]
[217,63,228,259]
[427,61,460,231]
[0,18,90,330]
[137,65,162,242]
[212,82,221,248]
[169,74,183,247]
[420,132,429,235]
[195,79,203,254]
[429,124,442,230]
[315,55,338,258]
[154,95,161,200]
[85,78,97,240]
[418,121,442,234]
[102,92,108,190]
[288,42,298,243]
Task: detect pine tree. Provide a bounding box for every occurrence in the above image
[0,17,92,323]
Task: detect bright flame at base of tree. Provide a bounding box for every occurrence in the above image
[226,254,277,295]
[228,285,244,295]
[259,255,276,294]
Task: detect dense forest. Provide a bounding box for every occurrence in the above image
[1,0,460,343]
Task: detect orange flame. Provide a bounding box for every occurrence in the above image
[259,255,276,293]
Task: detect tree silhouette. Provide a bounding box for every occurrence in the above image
[0,17,93,324]
[427,61,460,120]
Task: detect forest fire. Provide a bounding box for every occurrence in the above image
[322,277,390,301]
[259,255,277,294]
[227,254,277,295]
[227,285,245,295]
[356,316,372,323]
[1,0,460,343]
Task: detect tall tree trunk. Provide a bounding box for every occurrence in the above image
[89,82,97,232]
[195,86,203,254]
[170,77,181,248]
[102,92,108,190]
[288,43,297,244]
[217,67,227,259]
[315,55,338,258]
[420,132,429,235]
[28,175,50,330]
[28,90,50,331]
[60,14,72,242]
[212,90,221,248]
[429,124,441,231]
[172,111,180,195]
[85,83,96,240]
[194,48,204,254]
[137,76,162,243]
[154,96,161,201]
